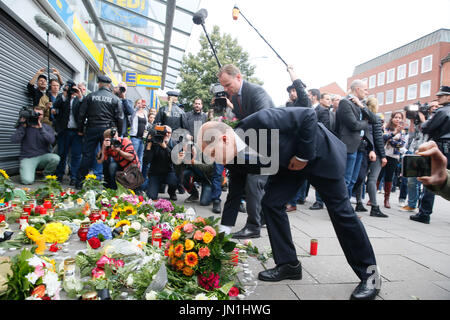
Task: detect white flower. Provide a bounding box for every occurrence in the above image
[42,272,60,297]
[131,221,141,231]
[108,219,116,227]
[194,293,209,300]
[122,225,130,233]
[27,256,45,267]
[25,272,39,285]
[185,207,196,221]
[126,274,134,286]
[145,290,158,300]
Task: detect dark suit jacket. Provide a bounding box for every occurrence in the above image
[231,80,275,120]
[227,107,347,180]
[335,97,377,153]
[315,104,332,131]
[53,93,81,134]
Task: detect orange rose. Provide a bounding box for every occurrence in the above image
[183,267,194,277]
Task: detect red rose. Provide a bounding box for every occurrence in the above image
[88,237,101,249]
[138,195,144,202]
[228,286,239,297]
[49,243,59,252]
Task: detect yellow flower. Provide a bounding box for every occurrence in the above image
[25,226,41,241]
[0,169,9,180]
[124,206,137,216]
[185,239,194,251]
[128,189,135,195]
[184,252,198,268]
[114,220,131,229]
[174,244,184,257]
[203,231,214,244]
[168,245,174,258]
[42,222,71,243]
[85,174,97,180]
[183,267,194,277]
[45,175,57,180]
[171,230,181,241]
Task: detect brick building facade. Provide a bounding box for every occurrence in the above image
[347,29,450,119]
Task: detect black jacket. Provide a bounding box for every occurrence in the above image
[291,79,311,108]
[77,87,124,133]
[155,103,187,131]
[315,104,332,131]
[53,93,81,134]
[143,139,175,176]
[421,103,450,141]
[231,80,275,120]
[185,110,207,136]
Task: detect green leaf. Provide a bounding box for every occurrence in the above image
[222,241,236,253]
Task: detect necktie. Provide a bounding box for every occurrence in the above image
[236,95,244,117]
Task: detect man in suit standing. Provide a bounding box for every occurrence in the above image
[217,64,275,239]
[197,107,381,300]
[336,80,377,198]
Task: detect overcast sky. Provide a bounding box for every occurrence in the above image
[182,0,450,106]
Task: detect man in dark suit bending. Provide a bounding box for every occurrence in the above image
[197,107,381,300]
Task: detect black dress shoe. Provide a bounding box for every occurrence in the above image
[212,200,221,214]
[350,279,380,300]
[355,202,368,212]
[309,201,323,210]
[258,262,302,282]
[370,205,388,218]
[410,213,430,224]
[185,193,199,203]
[239,202,247,213]
[232,227,260,239]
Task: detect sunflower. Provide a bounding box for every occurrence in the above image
[45,175,57,180]
[114,220,131,229]
[0,169,9,180]
[184,252,198,268]
[183,267,194,277]
[25,226,41,241]
[174,244,184,257]
[124,205,137,216]
[85,174,97,180]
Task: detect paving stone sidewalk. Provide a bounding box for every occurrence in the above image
[4,175,450,300]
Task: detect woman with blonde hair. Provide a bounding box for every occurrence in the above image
[356,97,389,217]
[129,99,148,167]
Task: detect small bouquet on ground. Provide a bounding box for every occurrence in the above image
[219,116,239,128]
[0,249,61,300]
[80,174,104,195]
[86,222,112,249]
[32,175,62,203]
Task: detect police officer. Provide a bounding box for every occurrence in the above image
[154,90,188,132]
[75,75,124,189]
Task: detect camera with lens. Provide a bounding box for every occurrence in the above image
[178,136,195,164]
[107,127,122,149]
[63,79,77,97]
[210,83,227,114]
[146,124,168,144]
[404,101,431,124]
[15,106,40,128]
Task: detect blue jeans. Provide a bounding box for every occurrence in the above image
[211,163,224,202]
[345,151,364,198]
[92,143,103,180]
[407,177,421,209]
[131,137,144,168]
[288,180,309,206]
[56,130,82,180]
[146,172,178,200]
[77,126,108,185]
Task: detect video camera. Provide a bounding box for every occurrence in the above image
[404,102,431,124]
[146,124,168,144]
[15,106,40,128]
[63,79,77,97]
[210,83,227,114]
[108,127,122,149]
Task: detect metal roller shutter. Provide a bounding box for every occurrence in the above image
[0,8,74,174]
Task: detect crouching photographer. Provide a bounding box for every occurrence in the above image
[143,125,178,200]
[174,140,214,206]
[97,128,141,190]
[10,106,60,185]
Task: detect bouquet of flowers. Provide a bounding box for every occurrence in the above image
[219,116,239,128]
[80,174,104,195]
[0,249,61,300]
[32,175,62,203]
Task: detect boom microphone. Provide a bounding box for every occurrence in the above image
[34,14,66,39]
[193,9,208,25]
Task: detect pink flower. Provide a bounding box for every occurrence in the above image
[114,259,125,268]
[198,246,210,259]
[194,230,204,241]
[92,267,105,279]
[228,286,239,297]
[203,226,216,237]
[183,223,195,233]
[34,265,45,277]
[96,255,111,269]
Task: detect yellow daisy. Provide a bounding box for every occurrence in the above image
[0,169,9,180]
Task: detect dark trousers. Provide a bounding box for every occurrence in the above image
[221,173,268,230]
[262,168,377,281]
[183,167,212,206]
[103,158,120,190]
[146,172,178,200]
[76,126,109,185]
[56,129,82,180]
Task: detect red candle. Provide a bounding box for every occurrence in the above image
[231,248,239,266]
[23,205,32,214]
[40,208,47,216]
[34,206,43,215]
[310,239,318,256]
[0,214,5,223]
[43,200,52,209]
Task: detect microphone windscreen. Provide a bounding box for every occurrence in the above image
[35,14,66,39]
[193,9,208,25]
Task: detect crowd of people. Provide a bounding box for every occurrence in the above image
[11,64,450,300]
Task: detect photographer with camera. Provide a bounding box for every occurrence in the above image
[96,128,140,190]
[52,79,83,185]
[38,78,61,126]
[143,125,178,201]
[113,82,134,137]
[408,86,450,224]
[27,67,63,107]
[10,106,60,185]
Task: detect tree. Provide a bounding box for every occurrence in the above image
[177,25,262,112]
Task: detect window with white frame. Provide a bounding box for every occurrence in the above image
[387,68,395,83]
[369,75,376,89]
[409,60,418,77]
[407,84,417,100]
[396,87,405,102]
[421,55,432,73]
[386,89,394,104]
[377,71,385,86]
[397,64,406,80]
[377,92,384,105]
[420,80,431,98]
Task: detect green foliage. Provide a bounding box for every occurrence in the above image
[177,25,262,112]
[0,249,36,300]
